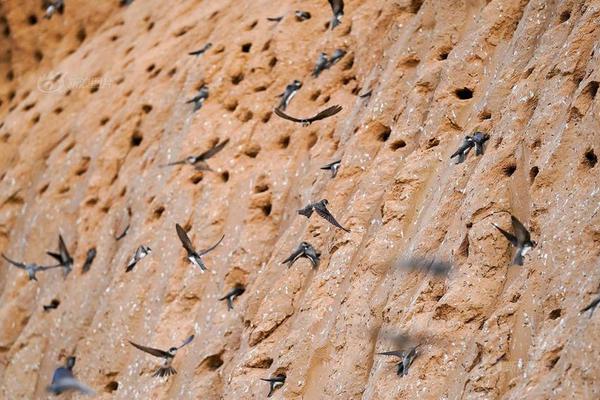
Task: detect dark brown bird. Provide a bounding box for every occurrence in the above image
[175,223,224,272]
[281,242,320,268]
[298,199,350,232]
[492,215,537,265]
[129,335,194,377]
[46,234,74,276]
[163,138,229,171]
[328,0,344,29]
[274,105,342,126]
[2,254,62,281]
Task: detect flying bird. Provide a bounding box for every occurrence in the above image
[43,0,64,19]
[282,242,320,268]
[115,224,130,241]
[472,131,490,155]
[219,284,245,310]
[329,49,347,65]
[274,105,342,127]
[295,10,311,21]
[450,135,475,164]
[175,223,224,272]
[298,199,350,232]
[320,160,341,178]
[378,345,420,377]
[359,89,373,99]
[81,248,96,273]
[47,234,74,276]
[162,138,229,171]
[188,42,212,56]
[129,335,194,377]
[46,357,95,396]
[2,254,62,281]
[492,215,537,265]
[261,374,286,397]
[43,299,60,312]
[312,52,329,77]
[328,0,344,29]
[125,245,151,272]
[186,85,209,112]
[397,257,452,277]
[267,16,284,22]
[580,294,600,318]
[277,80,303,111]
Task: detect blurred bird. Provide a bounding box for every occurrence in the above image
[125,245,151,272]
[295,10,311,21]
[359,90,372,99]
[47,234,74,276]
[2,254,61,281]
[129,335,194,377]
[189,42,212,56]
[277,80,302,111]
[46,357,95,395]
[378,345,421,377]
[329,49,347,65]
[115,224,130,241]
[397,257,452,277]
[492,215,537,265]
[162,138,229,171]
[274,105,342,127]
[267,16,284,22]
[219,284,245,310]
[450,135,475,164]
[81,248,96,273]
[120,0,134,6]
[312,52,329,77]
[472,131,490,156]
[186,85,209,112]
[43,299,60,312]
[580,294,600,318]
[328,0,344,29]
[43,0,64,19]
[282,242,320,268]
[320,160,341,178]
[261,374,286,397]
[175,223,224,272]
[298,199,350,232]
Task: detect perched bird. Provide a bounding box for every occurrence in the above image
[261,374,286,397]
[2,254,61,281]
[129,335,194,377]
[267,16,284,22]
[81,248,96,273]
[378,345,420,377]
[274,105,342,127]
[329,49,347,65]
[186,85,209,112]
[188,42,212,56]
[282,242,320,268]
[450,136,475,164]
[328,0,344,29]
[115,224,130,241]
[47,234,74,276]
[320,160,341,178]
[295,10,311,21]
[312,52,329,77]
[298,199,350,232]
[175,223,224,272]
[580,295,600,318]
[492,215,537,265]
[472,131,490,155]
[277,80,303,111]
[397,257,452,277]
[162,138,229,171]
[219,284,245,310]
[43,0,64,19]
[125,245,151,272]
[46,357,95,395]
[43,299,60,312]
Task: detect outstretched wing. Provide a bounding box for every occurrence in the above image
[315,204,350,232]
[309,105,343,122]
[510,216,531,244]
[129,341,170,358]
[178,334,195,349]
[493,223,518,246]
[46,251,63,264]
[1,254,26,269]
[198,235,224,256]
[176,224,196,254]
[377,350,404,358]
[58,234,71,262]
[281,247,303,265]
[38,265,64,271]
[273,107,305,123]
[163,160,186,167]
[198,138,230,161]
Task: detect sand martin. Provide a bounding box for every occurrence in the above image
[261,374,286,397]
[397,257,452,277]
[43,0,64,19]
[186,85,209,112]
[129,334,194,377]
[450,136,475,164]
[580,294,600,318]
[320,160,341,178]
[295,10,311,21]
[116,224,130,241]
[2,254,61,281]
[163,138,229,171]
[189,42,212,56]
[267,16,284,22]
[274,105,342,127]
[328,0,344,29]
[47,234,74,276]
[329,49,347,65]
[175,223,224,272]
[282,242,320,268]
[46,357,95,395]
[125,245,151,272]
[219,284,245,310]
[277,80,302,111]
[298,199,350,232]
[492,215,537,265]
[312,52,329,77]
[378,345,420,377]
[81,248,96,273]
[43,299,60,312]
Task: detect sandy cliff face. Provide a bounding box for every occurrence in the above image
[0,0,599,399]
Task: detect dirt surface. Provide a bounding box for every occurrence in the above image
[0,0,599,399]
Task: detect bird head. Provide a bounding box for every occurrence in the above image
[168,347,178,355]
[321,199,329,205]
[293,80,302,88]
[530,240,538,248]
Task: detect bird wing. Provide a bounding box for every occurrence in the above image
[282,248,303,265]
[178,334,195,349]
[38,265,64,271]
[377,350,404,358]
[46,251,63,264]
[315,204,350,232]
[273,107,305,123]
[1,254,27,269]
[176,224,196,254]
[48,377,95,396]
[163,160,186,167]
[329,0,343,14]
[309,105,343,122]
[198,138,230,161]
[321,160,341,170]
[116,224,129,240]
[198,235,225,256]
[493,224,518,247]
[580,296,600,313]
[58,234,71,262]
[129,341,170,358]
[511,216,531,244]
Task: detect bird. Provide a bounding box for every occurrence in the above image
[450,136,475,164]
[43,0,64,19]
[125,245,151,272]
[129,335,194,377]
[295,10,311,21]
[120,0,134,6]
[378,345,420,377]
[46,234,74,276]
[580,295,600,318]
[2,254,62,281]
[282,242,320,268]
[397,257,452,277]
[277,80,303,111]
[328,0,344,29]
[359,90,373,99]
[472,131,490,155]
[329,49,347,65]
[492,215,537,265]
[274,105,342,127]
[162,138,229,171]
[320,160,341,178]
[46,356,95,395]
[261,374,286,397]
[186,85,209,112]
[43,299,60,312]
[115,224,130,241]
[312,52,329,77]
[267,16,284,22]
[188,42,212,56]
[219,284,245,310]
[298,199,350,232]
[175,223,224,272]
[81,248,96,273]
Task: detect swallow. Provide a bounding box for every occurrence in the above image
[378,345,420,377]
[295,10,311,21]
[320,160,341,178]
[267,16,283,23]
[2,254,62,281]
[219,284,245,310]
[298,199,350,232]
[281,242,320,268]
[312,52,329,77]
[47,234,74,276]
[277,80,303,111]
[398,257,452,277]
[125,245,151,272]
[492,215,537,265]
[329,49,347,65]
[116,224,130,241]
[261,374,286,397]
[449,135,475,164]
[46,356,95,395]
[186,85,209,112]
[43,0,64,19]
[274,105,342,127]
[471,131,490,156]
[188,42,212,56]
[81,248,96,273]
[175,223,224,272]
[43,299,60,312]
[162,138,229,171]
[328,0,344,29]
[129,334,194,377]
[580,295,600,318]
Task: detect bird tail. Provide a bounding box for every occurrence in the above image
[153,366,177,378]
[298,208,314,218]
[512,252,524,266]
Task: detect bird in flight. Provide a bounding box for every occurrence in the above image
[129,335,195,377]
[298,199,350,232]
[312,52,329,77]
[81,248,97,273]
[186,85,209,112]
[46,356,95,395]
[46,234,73,276]
[188,42,212,56]
[125,245,151,272]
[471,131,490,155]
[581,295,600,318]
[492,215,537,265]
[320,160,341,178]
[2,254,61,281]
[219,284,245,310]
[328,0,344,29]
[261,374,286,397]
[162,138,229,171]
[450,135,475,164]
[277,80,303,111]
[378,345,421,377]
[175,223,224,272]
[281,242,320,268]
[274,105,342,127]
